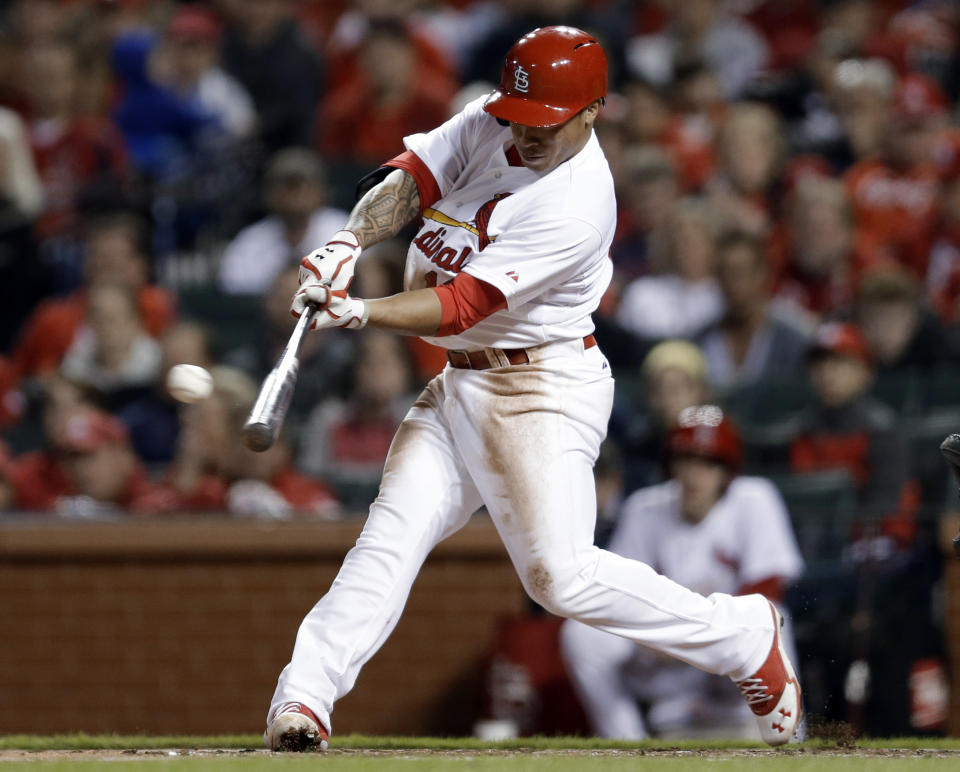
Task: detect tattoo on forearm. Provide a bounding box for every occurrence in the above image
[347,169,421,248]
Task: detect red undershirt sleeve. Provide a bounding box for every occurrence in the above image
[736,576,785,603]
[384,150,442,214]
[431,273,508,336]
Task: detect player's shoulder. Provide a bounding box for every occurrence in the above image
[723,476,788,519]
[726,475,783,502]
[454,94,510,143]
[621,480,680,522]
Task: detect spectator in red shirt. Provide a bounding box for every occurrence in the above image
[59,282,162,398]
[771,176,878,322]
[22,40,129,270]
[319,19,454,164]
[4,212,174,386]
[4,403,175,516]
[844,72,946,277]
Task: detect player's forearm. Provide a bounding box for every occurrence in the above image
[365,289,442,336]
[345,169,421,249]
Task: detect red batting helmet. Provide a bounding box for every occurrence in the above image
[666,405,742,472]
[483,26,607,128]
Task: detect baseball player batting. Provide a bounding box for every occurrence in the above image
[264,26,801,751]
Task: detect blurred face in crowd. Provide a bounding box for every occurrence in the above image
[623,82,670,144]
[809,353,872,407]
[857,299,918,366]
[25,43,77,119]
[84,224,148,289]
[646,366,707,428]
[167,37,217,89]
[622,155,679,234]
[225,435,288,482]
[670,0,717,40]
[354,332,411,409]
[510,101,600,174]
[886,118,937,168]
[266,267,301,332]
[13,0,64,43]
[716,240,768,320]
[832,60,894,160]
[675,68,724,117]
[673,455,728,523]
[266,173,322,225]
[160,322,211,376]
[670,209,715,281]
[238,0,291,41]
[791,189,852,276]
[821,0,876,49]
[361,30,416,98]
[719,108,781,195]
[61,440,136,503]
[86,284,143,370]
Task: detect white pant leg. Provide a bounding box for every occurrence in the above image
[450,342,774,682]
[269,374,482,733]
[560,619,648,739]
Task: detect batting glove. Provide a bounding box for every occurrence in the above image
[291,284,369,330]
[299,229,362,292]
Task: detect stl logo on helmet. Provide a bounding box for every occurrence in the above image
[513,64,530,94]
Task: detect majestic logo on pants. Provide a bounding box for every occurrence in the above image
[514,65,530,93]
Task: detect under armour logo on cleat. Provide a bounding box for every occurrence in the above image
[772,722,785,733]
[779,708,792,718]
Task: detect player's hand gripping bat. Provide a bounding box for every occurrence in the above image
[938,433,960,559]
[242,304,318,452]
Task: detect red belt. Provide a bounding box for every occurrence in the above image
[446,335,597,371]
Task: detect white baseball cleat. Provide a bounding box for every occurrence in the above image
[264,701,329,752]
[735,601,802,746]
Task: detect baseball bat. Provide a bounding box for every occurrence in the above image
[242,305,318,452]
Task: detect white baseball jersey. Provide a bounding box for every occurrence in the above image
[398,96,615,350]
[610,476,804,596]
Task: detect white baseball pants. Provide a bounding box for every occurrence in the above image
[269,338,774,734]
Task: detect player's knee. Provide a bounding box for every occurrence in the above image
[522,560,583,616]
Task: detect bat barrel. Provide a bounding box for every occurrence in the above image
[242,358,301,451]
[242,305,315,452]
[242,421,276,452]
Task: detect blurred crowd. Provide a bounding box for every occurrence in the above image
[0,0,959,739]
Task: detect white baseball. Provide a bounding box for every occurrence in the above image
[166,364,214,404]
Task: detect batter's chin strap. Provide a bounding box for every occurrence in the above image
[355,166,394,202]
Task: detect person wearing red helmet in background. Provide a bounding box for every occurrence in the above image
[262,27,801,752]
[562,406,803,740]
